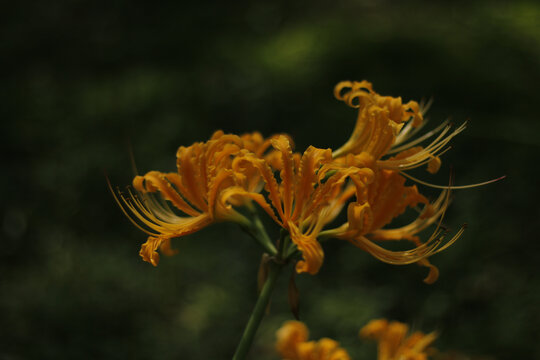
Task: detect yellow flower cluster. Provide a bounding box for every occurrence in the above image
[360,319,437,360]
[113,80,466,283]
[275,319,436,360]
[276,320,351,360]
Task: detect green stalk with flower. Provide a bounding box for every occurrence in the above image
[110,80,501,359]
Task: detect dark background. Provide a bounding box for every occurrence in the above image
[2,1,539,359]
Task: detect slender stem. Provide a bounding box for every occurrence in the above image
[277,229,288,256]
[241,213,277,256]
[232,261,282,360]
[285,241,298,259]
[252,214,277,254]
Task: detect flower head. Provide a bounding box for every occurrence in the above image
[360,319,437,360]
[332,80,464,173]
[317,80,468,283]
[233,136,374,274]
[230,81,465,280]
[113,80,477,282]
[276,320,351,360]
[112,130,286,266]
[276,319,437,360]
[333,80,423,159]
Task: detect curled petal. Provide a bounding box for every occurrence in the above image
[366,170,428,232]
[346,202,373,237]
[420,259,440,284]
[403,100,423,127]
[333,105,404,159]
[370,190,449,242]
[271,135,296,220]
[375,95,404,123]
[175,143,209,211]
[233,152,285,221]
[218,186,282,226]
[206,169,237,218]
[289,222,324,275]
[307,166,374,223]
[292,146,333,221]
[333,80,425,159]
[139,236,163,266]
[334,80,374,108]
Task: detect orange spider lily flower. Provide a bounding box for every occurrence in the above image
[233,136,375,275]
[333,80,464,174]
[232,134,460,278]
[112,130,285,266]
[319,80,470,283]
[320,166,462,284]
[360,319,437,360]
[276,320,351,360]
[230,81,464,279]
[333,80,423,159]
[112,80,486,280]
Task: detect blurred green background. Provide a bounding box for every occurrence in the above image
[2,1,539,359]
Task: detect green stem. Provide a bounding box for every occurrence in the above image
[277,229,288,256]
[285,241,298,259]
[232,261,282,360]
[241,214,277,256]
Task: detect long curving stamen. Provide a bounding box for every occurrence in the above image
[349,234,444,265]
[389,120,449,154]
[108,179,159,236]
[419,97,434,117]
[400,172,506,190]
[380,122,466,171]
